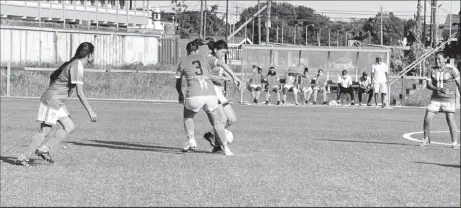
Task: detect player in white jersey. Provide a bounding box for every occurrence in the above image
[202,39,240,153]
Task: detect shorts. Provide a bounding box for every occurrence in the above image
[313,86,326,91]
[283,84,296,90]
[427,100,456,113]
[37,102,69,126]
[301,87,313,92]
[266,85,280,92]
[249,84,262,91]
[213,85,229,104]
[373,82,388,94]
[185,96,219,113]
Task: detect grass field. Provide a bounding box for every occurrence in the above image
[1,98,460,207]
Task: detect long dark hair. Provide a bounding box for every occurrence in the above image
[50,42,94,81]
[186,38,208,55]
[268,67,276,76]
[211,40,228,56]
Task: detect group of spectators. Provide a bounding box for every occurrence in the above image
[246,57,390,107]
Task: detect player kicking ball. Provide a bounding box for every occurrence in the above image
[15,42,97,166]
[421,52,460,149]
[175,39,241,156]
[202,39,240,153]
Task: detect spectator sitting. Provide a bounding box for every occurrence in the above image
[357,72,374,106]
[312,69,328,105]
[299,67,313,105]
[247,65,264,104]
[282,68,300,105]
[264,66,282,105]
[336,70,355,106]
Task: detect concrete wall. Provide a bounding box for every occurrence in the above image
[0,27,159,66]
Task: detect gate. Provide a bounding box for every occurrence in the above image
[158,37,179,65]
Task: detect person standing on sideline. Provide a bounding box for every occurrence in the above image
[371,57,389,108]
[421,51,460,149]
[16,42,97,166]
[357,72,374,106]
[336,70,355,105]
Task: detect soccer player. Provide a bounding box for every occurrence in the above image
[371,57,389,108]
[299,67,313,105]
[248,65,265,104]
[336,70,355,106]
[421,51,460,149]
[357,72,374,106]
[175,39,240,156]
[264,66,282,105]
[312,69,329,105]
[15,42,97,166]
[203,39,240,152]
[282,68,300,105]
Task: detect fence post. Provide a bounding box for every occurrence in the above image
[6,60,11,97]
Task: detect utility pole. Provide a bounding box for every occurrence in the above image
[199,0,204,38]
[224,0,229,96]
[294,25,297,45]
[380,5,383,45]
[431,0,437,47]
[203,0,207,38]
[337,30,339,47]
[258,0,261,44]
[328,29,331,46]
[305,26,308,46]
[245,17,248,44]
[266,0,271,45]
[276,25,279,43]
[423,0,427,44]
[281,23,284,44]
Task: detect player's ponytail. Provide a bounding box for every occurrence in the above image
[205,37,216,51]
[50,42,94,81]
[186,38,206,55]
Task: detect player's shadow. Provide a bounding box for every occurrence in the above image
[64,140,212,155]
[411,161,460,169]
[0,156,40,166]
[315,139,415,146]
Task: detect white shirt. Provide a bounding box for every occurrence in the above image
[372,63,389,83]
[337,75,353,88]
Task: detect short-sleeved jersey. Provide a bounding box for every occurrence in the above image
[427,64,460,102]
[372,63,389,83]
[359,76,372,89]
[40,59,84,109]
[299,75,312,88]
[284,73,297,85]
[265,75,280,88]
[175,54,216,98]
[314,75,326,87]
[250,72,264,84]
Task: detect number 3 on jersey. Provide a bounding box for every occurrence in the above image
[192,60,203,75]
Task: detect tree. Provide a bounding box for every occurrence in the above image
[171,0,189,38]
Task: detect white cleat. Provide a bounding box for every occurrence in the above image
[182,139,197,152]
[223,147,234,156]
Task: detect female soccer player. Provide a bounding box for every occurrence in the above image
[264,66,282,105]
[175,39,241,155]
[16,42,97,166]
[299,67,314,105]
[421,51,460,149]
[202,39,241,152]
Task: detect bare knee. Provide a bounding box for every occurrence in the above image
[65,123,75,134]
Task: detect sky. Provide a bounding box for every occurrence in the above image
[154,0,460,24]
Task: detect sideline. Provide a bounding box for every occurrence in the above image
[402,131,460,146]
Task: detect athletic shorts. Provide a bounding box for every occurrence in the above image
[283,85,296,90]
[37,102,69,126]
[373,82,388,94]
[249,84,262,90]
[185,96,219,113]
[266,85,280,92]
[313,86,326,91]
[427,100,456,113]
[213,85,229,104]
[301,87,313,92]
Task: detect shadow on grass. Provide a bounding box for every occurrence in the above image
[64,140,213,155]
[411,161,461,168]
[314,139,416,146]
[0,156,41,166]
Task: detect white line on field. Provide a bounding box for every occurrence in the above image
[402,131,461,146]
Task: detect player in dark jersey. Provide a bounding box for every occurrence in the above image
[175,39,241,155]
[16,42,97,166]
[421,51,461,149]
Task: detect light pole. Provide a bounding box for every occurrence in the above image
[294,22,303,45]
[318,26,327,46]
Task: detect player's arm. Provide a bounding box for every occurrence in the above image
[215,59,241,87]
[71,61,96,122]
[452,67,461,94]
[425,70,439,92]
[210,74,231,82]
[371,66,375,85]
[174,64,185,103]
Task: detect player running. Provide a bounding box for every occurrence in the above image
[175,39,241,156]
[264,66,282,105]
[15,42,97,166]
[202,39,240,152]
[421,51,461,149]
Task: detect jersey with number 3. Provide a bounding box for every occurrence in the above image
[175,55,217,98]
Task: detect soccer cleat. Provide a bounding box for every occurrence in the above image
[253,98,258,104]
[203,131,216,148]
[313,101,317,105]
[351,102,355,106]
[453,143,460,150]
[15,158,30,167]
[211,146,223,153]
[367,103,372,107]
[382,103,387,108]
[276,101,281,105]
[295,102,299,106]
[182,139,197,152]
[223,147,234,156]
[265,101,270,105]
[420,138,430,147]
[323,101,328,106]
[35,149,54,163]
[304,100,309,105]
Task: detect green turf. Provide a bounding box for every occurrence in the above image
[1,98,460,206]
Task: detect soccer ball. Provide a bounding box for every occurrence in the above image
[225,129,234,144]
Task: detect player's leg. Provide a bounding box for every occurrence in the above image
[337,86,342,102]
[275,87,281,104]
[358,88,364,105]
[255,86,262,102]
[204,98,233,155]
[367,89,374,106]
[183,107,198,152]
[293,87,299,105]
[222,103,236,128]
[312,88,318,105]
[265,87,272,104]
[422,103,438,146]
[16,123,53,166]
[444,105,459,148]
[36,116,75,163]
[250,86,257,103]
[282,87,289,104]
[380,83,387,108]
[373,83,380,105]
[321,87,328,105]
[348,87,355,105]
